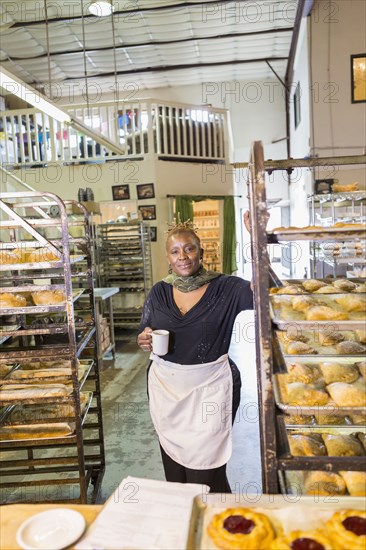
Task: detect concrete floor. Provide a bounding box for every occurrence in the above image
[99,310,261,502]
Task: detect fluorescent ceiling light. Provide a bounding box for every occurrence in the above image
[0,68,71,123]
[89,1,114,17]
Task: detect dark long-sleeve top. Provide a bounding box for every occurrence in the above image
[138,275,253,365]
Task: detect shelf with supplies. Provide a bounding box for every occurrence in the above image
[247,142,366,495]
[0,192,105,504]
[194,206,222,272]
[98,222,152,328]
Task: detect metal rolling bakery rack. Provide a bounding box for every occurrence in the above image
[0,191,105,504]
[243,141,366,494]
[98,221,152,328]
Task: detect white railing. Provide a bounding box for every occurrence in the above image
[1,99,230,166]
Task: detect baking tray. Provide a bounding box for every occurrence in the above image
[270,294,366,331]
[267,225,366,242]
[0,422,75,443]
[275,329,366,356]
[278,471,366,498]
[186,493,366,549]
[273,374,366,416]
[272,277,366,293]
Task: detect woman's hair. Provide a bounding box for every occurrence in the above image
[165,219,201,248]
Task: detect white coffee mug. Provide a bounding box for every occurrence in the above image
[152,329,169,356]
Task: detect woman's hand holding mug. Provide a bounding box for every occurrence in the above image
[137,327,153,352]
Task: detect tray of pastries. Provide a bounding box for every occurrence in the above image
[270,278,366,295]
[286,427,365,459]
[0,422,75,442]
[186,493,366,549]
[268,222,366,239]
[282,470,366,500]
[273,365,366,415]
[0,289,84,310]
[275,329,366,356]
[270,293,366,330]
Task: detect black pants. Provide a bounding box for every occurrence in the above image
[150,359,241,493]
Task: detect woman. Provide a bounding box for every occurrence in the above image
[137,217,253,492]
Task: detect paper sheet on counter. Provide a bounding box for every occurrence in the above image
[76,476,209,550]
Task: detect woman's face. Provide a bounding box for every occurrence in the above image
[166,232,202,277]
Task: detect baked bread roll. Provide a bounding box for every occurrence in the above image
[304,471,346,496]
[313,412,348,425]
[283,383,329,406]
[277,331,309,344]
[314,285,339,294]
[0,423,73,441]
[288,434,326,456]
[326,379,366,407]
[31,290,66,306]
[335,295,366,312]
[207,507,277,549]
[357,432,366,450]
[322,434,364,456]
[270,530,333,550]
[305,306,348,321]
[318,331,345,346]
[302,279,327,292]
[326,510,366,550]
[332,182,359,192]
[318,362,359,384]
[286,341,318,355]
[291,296,318,312]
[26,248,59,262]
[0,293,27,308]
[355,361,366,379]
[348,415,366,427]
[0,384,69,402]
[339,472,366,496]
[332,279,357,292]
[335,341,366,354]
[286,363,321,384]
[276,285,306,295]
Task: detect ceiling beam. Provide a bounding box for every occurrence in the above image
[61,57,288,82]
[7,27,294,61]
[8,0,262,27]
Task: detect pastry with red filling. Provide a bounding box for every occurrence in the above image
[270,530,333,550]
[325,510,366,550]
[207,507,278,549]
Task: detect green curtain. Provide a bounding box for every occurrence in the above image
[175,196,193,223]
[222,196,237,274]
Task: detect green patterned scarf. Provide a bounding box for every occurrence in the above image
[163,266,222,292]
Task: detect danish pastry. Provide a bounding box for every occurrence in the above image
[31,290,66,305]
[207,507,277,549]
[355,331,366,344]
[286,363,321,384]
[286,341,318,355]
[326,380,366,407]
[270,530,333,550]
[357,432,366,450]
[302,279,327,292]
[305,306,348,321]
[314,285,339,294]
[276,286,306,295]
[325,510,366,550]
[335,295,366,313]
[304,471,346,496]
[291,296,317,312]
[284,383,329,406]
[318,362,359,384]
[322,434,364,456]
[288,434,326,456]
[339,471,366,496]
[335,341,366,354]
[283,415,315,425]
[0,293,27,308]
[317,330,345,346]
[332,279,357,292]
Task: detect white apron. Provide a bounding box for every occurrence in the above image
[148,352,233,470]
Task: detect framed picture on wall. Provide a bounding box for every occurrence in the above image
[314,178,334,195]
[112,184,130,200]
[137,183,155,199]
[351,54,366,103]
[138,205,156,220]
[149,227,157,242]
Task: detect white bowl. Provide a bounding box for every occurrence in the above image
[16,508,86,550]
